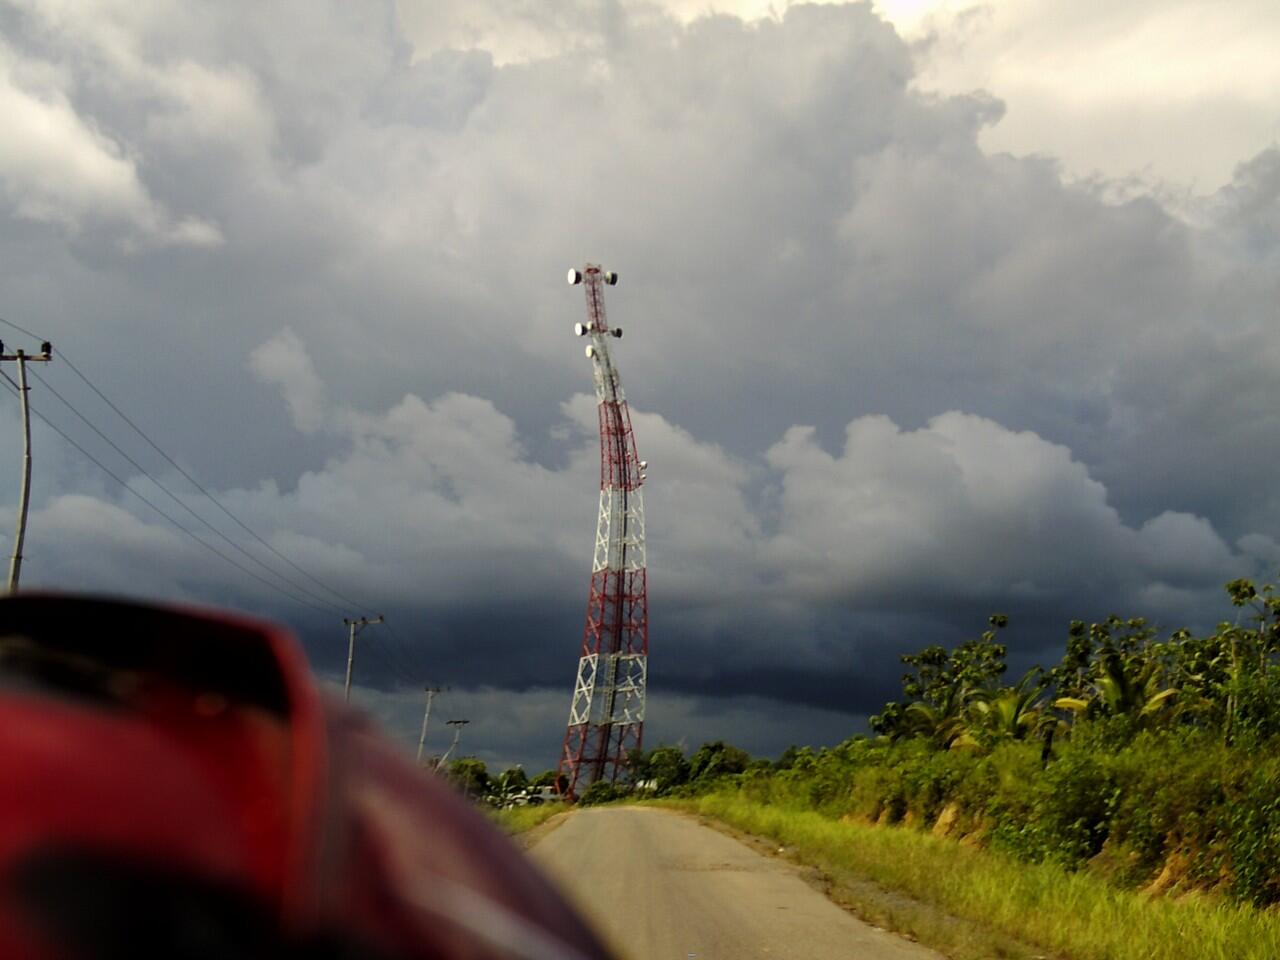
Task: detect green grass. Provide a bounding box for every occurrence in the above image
[666,793,1280,960]
[488,802,569,834]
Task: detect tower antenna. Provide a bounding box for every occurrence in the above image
[557,265,649,798]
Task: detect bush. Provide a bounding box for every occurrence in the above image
[668,580,1280,914]
[1224,760,1280,905]
[578,780,630,806]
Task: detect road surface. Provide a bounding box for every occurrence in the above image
[529,806,944,960]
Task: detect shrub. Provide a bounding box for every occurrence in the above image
[578,780,629,806]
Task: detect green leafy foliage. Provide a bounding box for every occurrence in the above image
[688,740,751,781]
[578,779,629,806]
[445,757,490,798]
[674,579,1280,908]
[629,745,691,793]
[528,768,560,788]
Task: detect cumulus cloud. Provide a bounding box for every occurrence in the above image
[762,411,1242,607]
[249,328,329,433]
[0,54,145,226]
[903,0,1280,191]
[0,45,219,245]
[18,331,1258,713]
[2,1,1279,765]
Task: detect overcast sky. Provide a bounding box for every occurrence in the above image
[2,0,1279,772]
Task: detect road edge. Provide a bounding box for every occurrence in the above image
[512,809,575,850]
[652,804,1062,960]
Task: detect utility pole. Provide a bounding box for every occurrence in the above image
[1,340,53,593]
[416,685,446,765]
[436,718,469,771]
[342,615,384,702]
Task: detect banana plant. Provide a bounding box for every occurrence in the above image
[902,681,974,750]
[1054,653,1176,727]
[967,669,1050,743]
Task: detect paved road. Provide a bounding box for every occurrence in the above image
[529,806,944,960]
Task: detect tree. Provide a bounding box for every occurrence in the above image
[899,615,1010,706]
[774,745,802,770]
[1054,654,1176,732]
[966,668,1052,745]
[1048,620,1094,701]
[1161,580,1280,743]
[901,681,972,749]
[491,765,528,805]
[446,758,489,799]
[638,745,691,793]
[578,779,627,806]
[872,615,1010,741]
[688,741,750,781]
[529,769,560,788]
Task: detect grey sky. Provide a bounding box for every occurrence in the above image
[1,0,1278,771]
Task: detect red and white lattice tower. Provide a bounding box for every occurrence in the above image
[557,264,648,799]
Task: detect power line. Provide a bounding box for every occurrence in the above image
[57,350,382,617]
[0,316,44,343]
[25,367,349,617]
[8,369,433,691]
[0,315,436,688]
[0,315,381,618]
[379,618,431,683]
[0,375,338,616]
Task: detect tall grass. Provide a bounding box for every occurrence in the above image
[488,802,569,834]
[675,793,1280,960]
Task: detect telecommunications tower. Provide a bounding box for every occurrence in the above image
[557,264,649,798]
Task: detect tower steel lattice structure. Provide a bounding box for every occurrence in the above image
[557,264,648,799]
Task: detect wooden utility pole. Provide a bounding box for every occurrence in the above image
[417,685,446,765]
[342,615,384,702]
[2,340,53,593]
[436,718,469,771]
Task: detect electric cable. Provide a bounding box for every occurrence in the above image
[3,315,437,687]
[0,373,338,616]
[59,349,382,617]
[2,315,377,616]
[26,367,350,617]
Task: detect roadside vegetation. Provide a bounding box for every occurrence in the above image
[438,754,580,836]
[669,793,1280,960]
[443,578,1280,953]
[609,578,1280,958]
[487,801,569,834]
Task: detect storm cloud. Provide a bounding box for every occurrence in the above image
[1,0,1278,769]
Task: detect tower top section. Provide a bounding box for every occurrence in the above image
[568,264,623,342]
[568,263,628,405]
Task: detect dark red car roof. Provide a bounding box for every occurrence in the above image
[0,594,610,960]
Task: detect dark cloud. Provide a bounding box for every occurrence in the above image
[1,1,1278,769]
